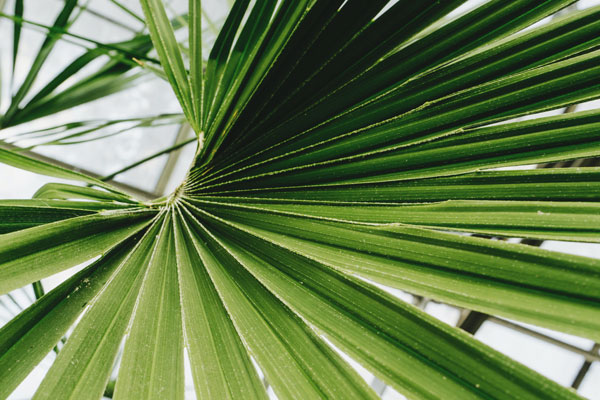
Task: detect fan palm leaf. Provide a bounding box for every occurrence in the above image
[1,1,600,399]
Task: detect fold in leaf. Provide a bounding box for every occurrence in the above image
[0,203,93,234]
[192,198,600,243]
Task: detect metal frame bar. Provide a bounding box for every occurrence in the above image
[572,343,600,389]
[485,316,600,363]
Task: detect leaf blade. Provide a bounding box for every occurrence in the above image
[0,209,155,295]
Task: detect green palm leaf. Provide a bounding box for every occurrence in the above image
[1,1,600,399]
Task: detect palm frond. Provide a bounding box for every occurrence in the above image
[1,1,600,399]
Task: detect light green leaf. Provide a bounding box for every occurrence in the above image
[34,183,137,204]
[189,0,203,131]
[114,214,185,400]
[2,2,600,399]
[191,201,600,340]
[0,198,135,212]
[0,146,127,194]
[194,198,600,243]
[179,207,378,399]
[198,168,600,203]
[172,210,267,400]
[139,0,197,132]
[196,207,580,400]
[0,209,155,295]
[0,241,134,399]
[33,218,163,400]
[0,202,93,233]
